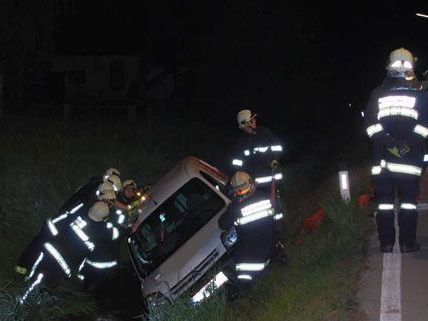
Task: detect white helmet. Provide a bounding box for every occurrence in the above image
[237,109,257,129]
[97,190,116,201]
[88,201,110,222]
[97,182,114,193]
[231,171,254,195]
[387,48,415,75]
[104,174,122,192]
[122,179,137,189]
[104,167,120,179]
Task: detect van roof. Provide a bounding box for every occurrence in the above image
[131,156,228,230]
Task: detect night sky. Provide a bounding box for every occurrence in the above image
[54,1,428,151]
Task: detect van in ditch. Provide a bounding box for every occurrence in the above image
[127,157,237,307]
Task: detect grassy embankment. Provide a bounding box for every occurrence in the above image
[0,110,229,320]
[145,155,372,321]
[0,110,371,321]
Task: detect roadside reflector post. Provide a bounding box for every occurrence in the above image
[339,171,351,202]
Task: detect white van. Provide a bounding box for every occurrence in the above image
[127,157,237,307]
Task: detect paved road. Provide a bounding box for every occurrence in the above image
[357,208,428,321]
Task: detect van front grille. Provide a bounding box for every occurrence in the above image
[170,249,220,296]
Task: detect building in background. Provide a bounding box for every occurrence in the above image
[53,55,139,106]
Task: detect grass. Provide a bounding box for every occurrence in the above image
[0,282,97,321]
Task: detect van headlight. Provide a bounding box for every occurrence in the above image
[221,226,238,249]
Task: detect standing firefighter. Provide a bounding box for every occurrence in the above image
[364,47,428,253]
[219,172,283,283]
[231,110,284,215]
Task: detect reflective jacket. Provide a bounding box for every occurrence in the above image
[219,189,278,233]
[45,178,101,237]
[219,189,278,277]
[37,216,120,279]
[364,78,428,177]
[230,126,284,185]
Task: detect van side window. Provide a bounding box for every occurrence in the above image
[129,178,225,276]
[200,171,228,196]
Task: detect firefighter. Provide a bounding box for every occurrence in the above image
[231,109,284,217]
[78,179,146,292]
[19,201,119,304]
[219,171,282,283]
[115,179,147,225]
[118,179,139,204]
[76,181,126,291]
[364,47,428,253]
[56,167,120,215]
[15,175,119,277]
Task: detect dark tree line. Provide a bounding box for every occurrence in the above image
[0,0,73,114]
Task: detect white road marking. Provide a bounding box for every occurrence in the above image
[380,217,401,321]
[417,203,428,211]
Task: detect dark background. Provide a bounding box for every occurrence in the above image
[4,1,428,157]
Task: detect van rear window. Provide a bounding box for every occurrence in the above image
[129,178,225,276]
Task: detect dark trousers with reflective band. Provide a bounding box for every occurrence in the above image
[20,252,66,303]
[231,219,276,279]
[17,224,51,272]
[374,172,419,247]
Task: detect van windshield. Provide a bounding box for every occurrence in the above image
[129,178,226,277]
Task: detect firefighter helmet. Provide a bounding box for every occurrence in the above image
[97,189,116,201]
[104,167,120,178]
[237,109,257,129]
[97,182,114,193]
[387,48,415,73]
[105,174,121,192]
[122,179,137,189]
[231,171,254,195]
[88,201,110,222]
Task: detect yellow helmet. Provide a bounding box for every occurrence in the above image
[231,171,254,195]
